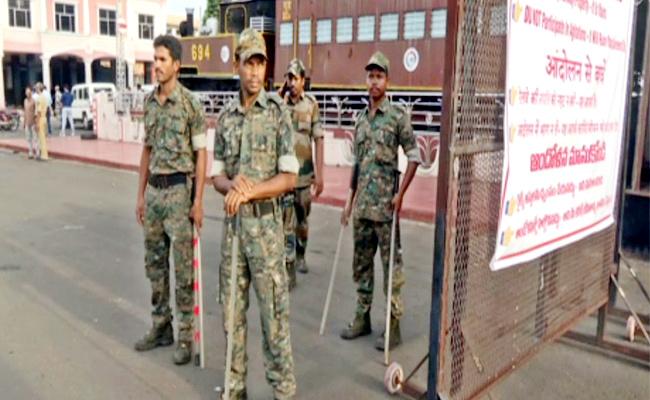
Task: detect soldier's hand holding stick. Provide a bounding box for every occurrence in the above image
[223,214,241,400]
[384,170,401,365]
[340,164,359,226]
[322,164,360,333]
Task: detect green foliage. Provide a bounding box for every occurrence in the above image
[203,0,220,25]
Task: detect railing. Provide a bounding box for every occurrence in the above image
[125,89,442,135]
[309,90,442,136]
[124,89,444,171]
[187,90,443,136]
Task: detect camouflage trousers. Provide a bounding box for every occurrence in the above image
[282,187,312,270]
[293,187,312,262]
[143,181,194,342]
[219,210,296,400]
[352,217,405,320]
[282,193,296,276]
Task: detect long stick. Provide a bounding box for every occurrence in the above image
[611,274,650,344]
[224,215,240,400]
[319,224,345,335]
[193,226,206,369]
[384,210,398,366]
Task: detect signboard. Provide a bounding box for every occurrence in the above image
[492,0,635,270]
[180,36,237,76]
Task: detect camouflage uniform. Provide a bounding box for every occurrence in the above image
[282,191,296,281]
[143,83,206,344]
[281,59,323,282]
[351,53,419,322]
[212,28,298,400]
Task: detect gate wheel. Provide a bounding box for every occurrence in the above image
[384,362,404,395]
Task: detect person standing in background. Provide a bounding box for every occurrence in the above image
[54,85,62,118]
[35,83,49,161]
[23,86,38,159]
[339,52,420,351]
[60,86,75,136]
[279,58,324,290]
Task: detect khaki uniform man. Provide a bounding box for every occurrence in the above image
[23,86,38,159]
[340,52,420,351]
[134,35,207,366]
[35,83,49,161]
[280,58,324,289]
[211,28,298,399]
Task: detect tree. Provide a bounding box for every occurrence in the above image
[203,0,220,25]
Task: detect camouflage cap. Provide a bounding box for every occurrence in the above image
[285,58,306,77]
[236,28,267,62]
[365,51,389,74]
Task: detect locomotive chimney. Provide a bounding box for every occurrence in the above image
[185,7,194,37]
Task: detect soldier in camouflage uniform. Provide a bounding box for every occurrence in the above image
[134,35,207,366]
[340,52,420,351]
[280,58,324,289]
[211,28,297,399]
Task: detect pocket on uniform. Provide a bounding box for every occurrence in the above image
[168,125,191,155]
[375,130,398,164]
[297,113,311,132]
[223,128,240,157]
[223,130,240,175]
[270,269,288,319]
[251,133,277,171]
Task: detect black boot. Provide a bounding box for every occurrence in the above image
[296,258,309,274]
[340,311,371,340]
[173,341,192,365]
[134,322,174,351]
[287,261,297,291]
[375,318,402,351]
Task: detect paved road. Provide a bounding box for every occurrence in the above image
[0,151,647,400]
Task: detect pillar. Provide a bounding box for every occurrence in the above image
[0,53,5,109]
[85,58,93,83]
[41,56,51,90]
[127,60,135,89]
[83,0,90,35]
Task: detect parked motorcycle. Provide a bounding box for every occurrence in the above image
[0,109,20,131]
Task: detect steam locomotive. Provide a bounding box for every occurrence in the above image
[179,0,447,93]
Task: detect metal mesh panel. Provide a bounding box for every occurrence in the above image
[437,1,615,398]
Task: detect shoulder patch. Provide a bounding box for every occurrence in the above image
[226,97,239,112]
[216,107,228,124]
[266,92,284,108]
[305,93,318,104]
[360,106,370,118]
[144,91,155,105]
[182,86,202,110]
[354,107,369,127]
[392,103,407,115]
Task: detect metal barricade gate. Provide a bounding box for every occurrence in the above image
[426,1,630,399]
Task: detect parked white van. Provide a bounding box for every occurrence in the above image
[70,83,116,129]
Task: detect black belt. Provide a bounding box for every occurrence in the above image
[239,200,277,218]
[148,172,188,189]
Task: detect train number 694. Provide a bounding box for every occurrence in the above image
[191,44,211,62]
